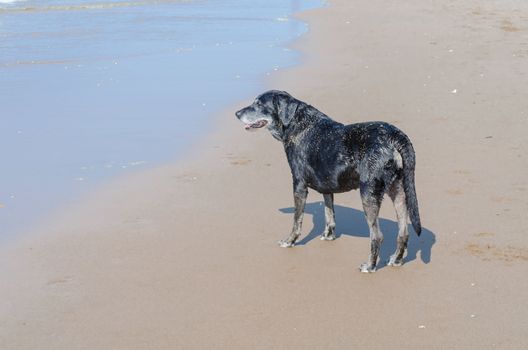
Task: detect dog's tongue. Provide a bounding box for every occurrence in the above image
[244,120,267,131]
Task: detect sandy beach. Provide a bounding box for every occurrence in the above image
[1,0,528,349]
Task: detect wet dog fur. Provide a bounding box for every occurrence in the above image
[235,90,421,272]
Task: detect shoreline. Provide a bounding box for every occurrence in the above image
[2,0,528,349]
[0,0,321,240]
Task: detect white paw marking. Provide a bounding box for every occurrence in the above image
[359,263,376,273]
[278,240,295,248]
[320,234,336,241]
[388,256,403,267]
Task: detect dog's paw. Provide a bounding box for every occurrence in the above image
[387,256,404,267]
[359,262,376,273]
[320,233,336,241]
[278,239,295,248]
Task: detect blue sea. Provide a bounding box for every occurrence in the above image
[0,0,322,239]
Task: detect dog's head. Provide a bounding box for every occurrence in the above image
[235,90,301,140]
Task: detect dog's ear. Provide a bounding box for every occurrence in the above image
[275,92,298,126]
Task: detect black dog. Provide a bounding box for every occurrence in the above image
[235,90,421,272]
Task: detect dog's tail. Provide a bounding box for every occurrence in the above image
[398,140,422,236]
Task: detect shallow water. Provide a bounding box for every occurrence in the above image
[0,0,322,239]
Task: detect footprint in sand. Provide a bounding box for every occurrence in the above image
[490,195,513,203]
[225,154,252,166]
[230,159,252,165]
[46,276,73,286]
[464,232,528,263]
[475,232,495,237]
[464,242,528,263]
[501,19,521,32]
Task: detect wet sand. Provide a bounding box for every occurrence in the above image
[1,0,528,348]
[0,0,319,238]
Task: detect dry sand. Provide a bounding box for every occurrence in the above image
[1,0,528,349]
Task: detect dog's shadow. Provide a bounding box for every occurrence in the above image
[279,202,436,268]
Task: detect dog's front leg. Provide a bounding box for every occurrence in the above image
[278,184,307,248]
[320,193,337,241]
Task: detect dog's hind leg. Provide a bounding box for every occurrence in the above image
[320,193,337,241]
[359,183,384,273]
[387,179,409,266]
[278,185,307,248]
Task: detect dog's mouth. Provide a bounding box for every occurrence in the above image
[244,119,268,131]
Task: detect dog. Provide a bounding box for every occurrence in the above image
[235,90,421,272]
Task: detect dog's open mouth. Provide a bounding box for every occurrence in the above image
[244,119,268,130]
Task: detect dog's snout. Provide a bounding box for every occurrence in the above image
[235,109,244,119]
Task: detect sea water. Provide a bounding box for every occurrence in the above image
[0,0,322,240]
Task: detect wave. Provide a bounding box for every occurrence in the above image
[0,59,80,68]
[0,0,26,4]
[0,0,191,13]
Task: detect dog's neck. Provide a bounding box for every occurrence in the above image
[280,104,319,145]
